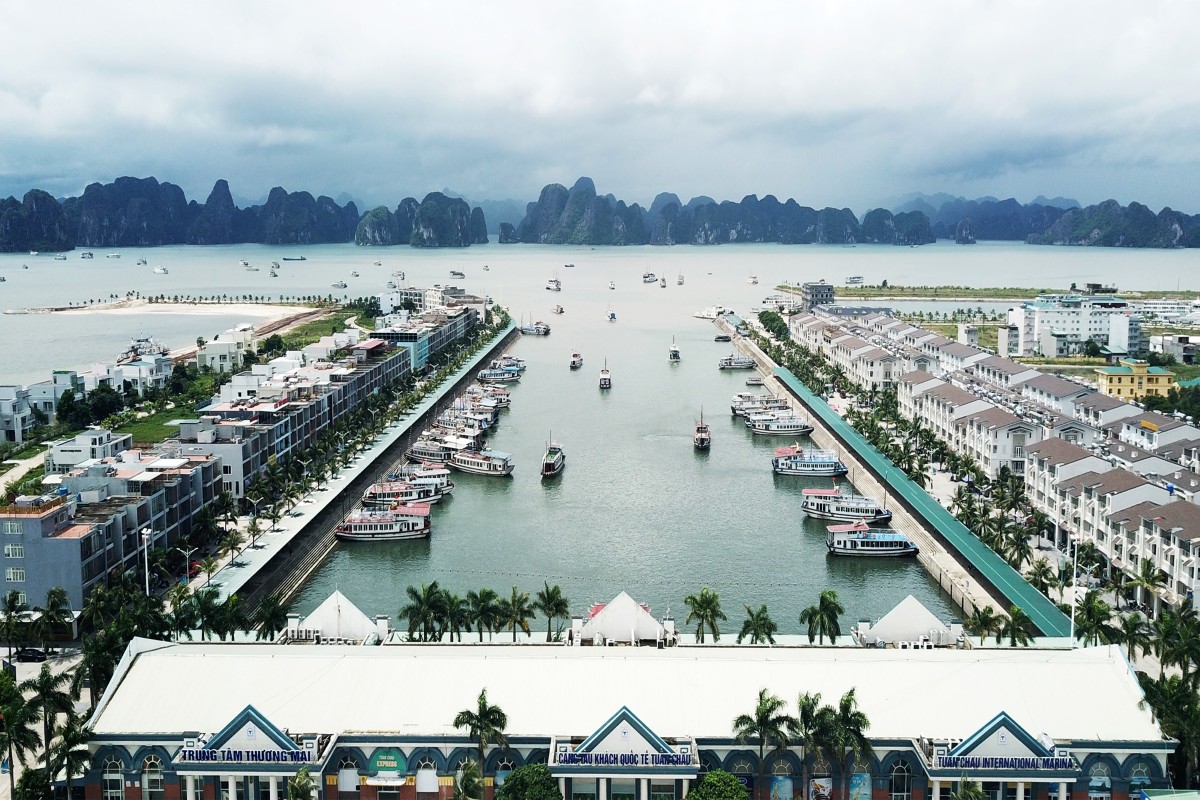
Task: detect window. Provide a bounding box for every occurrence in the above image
[338,755,361,798]
[3,544,23,559]
[5,569,25,583]
[889,761,912,800]
[2,522,21,536]
[103,758,124,800]
[142,755,165,800]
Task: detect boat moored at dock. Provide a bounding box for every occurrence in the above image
[718,354,756,370]
[771,446,848,476]
[801,488,893,526]
[477,368,521,383]
[642,272,657,283]
[362,480,443,506]
[450,448,516,476]
[826,521,917,557]
[335,504,431,542]
[747,414,815,437]
[694,305,729,320]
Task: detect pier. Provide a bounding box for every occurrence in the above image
[207,321,520,612]
[725,319,1071,637]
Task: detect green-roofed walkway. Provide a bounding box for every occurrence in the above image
[773,366,1072,637]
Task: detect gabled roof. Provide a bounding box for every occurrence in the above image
[575,706,673,754]
[1059,469,1150,497]
[977,356,1035,375]
[939,342,986,359]
[205,704,300,751]
[898,370,940,386]
[1021,374,1092,399]
[947,711,1052,759]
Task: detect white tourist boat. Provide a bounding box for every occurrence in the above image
[677,272,684,285]
[477,368,521,383]
[600,360,612,389]
[373,260,382,266]
[747,275,758,284]
[771,446,847,476]
[520,320,552,335]
[694,305,730,320]
[387,464,456,496]
[53,255,66,260]
[714,333,732,342]
[552,304,564,314]
[570,351,584,369]
[542,440,566,478]
[153,265,169,274]
[718,354,756,370]
[362,480,443,506]
[496,354,526,371]
[351,270,360,277]
[642,272,657,283]
[801,488,893,526]
[546,277,562,292]
[335,504,431,542]
[450,270,466,278]
[239,260,250,267]
[609,281,616,290]
[694,409,711,450]
[748,414,815,437]
[826,521,917,557]
[746,375,764,386]
[607,307,617,322]
[845,275,864,285]
[730,392,790,415]
[659,276,667,288]
[669,337,681,363]
[331,280,347,288]
[135,258,147,265]
[80,251,93,259]
[405,435,475,463]
[450,448,515,476]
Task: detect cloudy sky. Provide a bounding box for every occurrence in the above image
[2,1,1197,214]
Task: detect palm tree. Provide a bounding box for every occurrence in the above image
[821,689,872,800]
[443,591,471,643]
[684,587,727,643]
[453,688,509,769]
[737,604,778,645]
[466,588,500,641]
[794,692,826,800]
[0,672,39,798]
[732,689,797,800]
[997,605,1034,647]
[454,758,484,800]
[1116,613,1152,665]
[48,708,91,800]
[33,587,73,653]
[949,776,986,800]
[1074,590,1118,647]
[253,593,289,641]
[288,766,316,800]
[496,586,535,642]
[799,590,844,645]
[533,582,570,642]
[1024,558,1058,597]
[399,582,445,642]
[964,605,1001,646]
[1,591,30,660]
[21,663,73,752]
[201,556,220,584]
[191,587,223,641]
[1128,559,1168,611]
[219,529,245,563]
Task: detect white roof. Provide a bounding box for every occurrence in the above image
[863,595,950,643]
[579,591,665,642]
[301,590,377,641]
[90,641,1160,745]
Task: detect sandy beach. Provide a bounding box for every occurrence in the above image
[46,298,317,319]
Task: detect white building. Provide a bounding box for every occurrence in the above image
[1006,295,1138,357]
[44,428,133,474]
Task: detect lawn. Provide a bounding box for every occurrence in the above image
[279,313,348,351]
[115,407,188,445]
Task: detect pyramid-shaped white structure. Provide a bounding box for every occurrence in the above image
[861,594,951,645]
[301,590,377,641]
[579,591,665,644]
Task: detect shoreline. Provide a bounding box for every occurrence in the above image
[12,298,318,317]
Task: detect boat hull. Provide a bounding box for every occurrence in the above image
[452,462,515,476]
[541,458,565,477]
[335,528,430,542]
[803,507,893,526]
[772,462,847,476]
[826,543,917,557]
[751,424,815,437]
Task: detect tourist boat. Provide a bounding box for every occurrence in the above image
[693,409,711,450]
[642,272,657,283]
[564,263,574,268]
[494,354,526,371]
[80,251,94,259]
[450,270,466,278]
[270,269,278,277]
[245,265,260,271]
[845,275,864,285]
[334,504,431,542]
[450,448,515,476]
[153,265,169,274]
[801,488,893,526]
[52,254,70,261]
[677,272,684,286]
[363,480,443,506]
[282,256,307,261]
[272,261,281,268]
[117,335,170,365]
[520,320,551,335]
[599,360,612,389]
[714,333,732,342]
[351,270,360,277]
[607,307,617,322]
[331,280,347,289]
[239,260,250,267]
[668,337,681,363]
[136,258,147,265]
[771,446,847,476]
[388,463,456,496]
[392,270,406,279]
[28,250,38,256]
[746,375,764,386]
[483,265,491,271]
[659,276,667,288]
[552,304,564,314]
[694,305,729,320]
[20,264,27,269]
[609,281,616,290]
[748,414,815,437]
[385,280,396,289]
[747,275,758,284]
[477,368,521,383]
[732,397,792,416]
[826,521,917,557]
[373,260,382,266]
[106,253,120,259]
[570,351,583,369]
[546,277,562,292]
[542,440,565,478]
[406,435,476,463]
[718,354,756,370]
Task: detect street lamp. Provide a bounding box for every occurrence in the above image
[141,529,152,597]
[174,545,199,584]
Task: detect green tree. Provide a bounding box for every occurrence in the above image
[533,582,570,642]
[453,688,509,769]
[48,708,91,800]
[399,582,445,642]
[732,689,797,800]
[737,604,778,645]
[33,586,73,653]
[688,770,750,800]
[820,689,873,800]
[799,590,844,645]
[1,590,30,661]
[794,692,826,800]
[467,588,500,641]
[1116,613,1151,665]
[497,586,535,642]
[21,662,73,752]
[253,593,289,641]
[949,776,986,800]
[0,672,39,798]
[997,605,1034,647]
[1024,558,1058,597]
[495,764,564,800]
[455,758,484,800]
[1074,590,1118,647]
[964,605,1001,646]
[288,766,315,800]
[684,587,727,643]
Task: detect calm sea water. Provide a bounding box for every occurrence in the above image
[3,241,1194,632]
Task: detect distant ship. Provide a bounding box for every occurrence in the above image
[282,256,307,261]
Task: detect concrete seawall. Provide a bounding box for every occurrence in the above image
[724,319,1000,623]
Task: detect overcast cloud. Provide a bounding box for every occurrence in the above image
[2,1,1197,214]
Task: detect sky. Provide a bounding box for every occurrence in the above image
[2,1,1199,215]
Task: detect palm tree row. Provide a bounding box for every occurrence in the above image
[0,662,92,799]
[399,582,570,643]
[733,687,871,800]
[690,588,847,645]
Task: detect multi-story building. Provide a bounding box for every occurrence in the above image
[0,385,35,444]
[971,357,1040,390]
[1116,412,1199,453]
[199,324,258,373]
[44,428,133,474]
[955,407,1039,478]
[1094,359,1176,400]
[1006,295,1139,357]
[799,280,835,311]
[1074,394,1142,430]
[1148,334,1197,365]
[1018,374,1093,418]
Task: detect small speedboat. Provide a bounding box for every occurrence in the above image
[570,351,583,369]
[747,275,759,284]
[351,270,360,277]
[552,304,564,314]
[642,272,657,284]
[54,255,67,261]
[373,260,382,266]
[136,258,147,265]
[541,440,566,478]
[331,280,348,289]
[609,281,616,290]
[450,270,466,278]
[153,265,169,274]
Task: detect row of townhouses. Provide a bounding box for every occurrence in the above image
[787,305,1200,611]
[0,303,480,612]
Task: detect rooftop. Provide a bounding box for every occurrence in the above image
[1026,439,1095,465]
[1021,374,1092,398]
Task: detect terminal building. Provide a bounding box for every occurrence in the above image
[83,641,1172,800]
